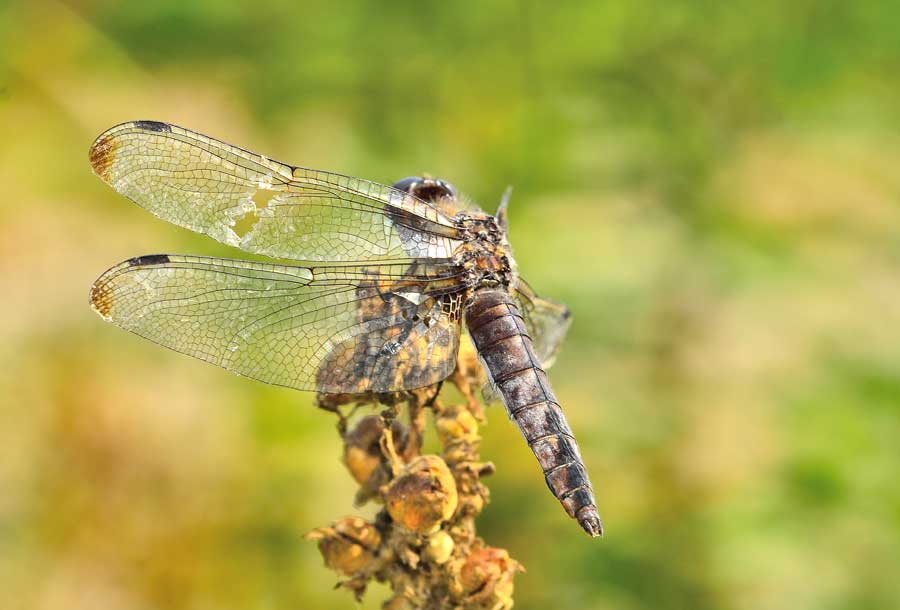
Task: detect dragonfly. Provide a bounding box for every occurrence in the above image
[88,120,602,537]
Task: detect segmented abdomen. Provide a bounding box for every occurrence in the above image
[465,288,602,536]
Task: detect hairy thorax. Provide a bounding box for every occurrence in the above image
[452,211,518,292]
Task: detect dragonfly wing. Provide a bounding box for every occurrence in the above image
[514,279,572,369]
[90,255,464,393]
[89,121,463,262]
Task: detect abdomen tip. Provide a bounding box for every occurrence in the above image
[577,507,603,538]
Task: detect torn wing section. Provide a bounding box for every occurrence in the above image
[89,121,463,262]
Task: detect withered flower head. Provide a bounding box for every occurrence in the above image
[385,455,459,534]
[343,415,412,501]
[458,547,523,609]
[307,517,381,576]
[343,415,388,489]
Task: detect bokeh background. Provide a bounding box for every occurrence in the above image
[3,1,900,609]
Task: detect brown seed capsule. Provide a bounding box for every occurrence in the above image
[343,415,386,485]
[385,455,459,534]
[459,547,522,608]
[308,517,381,576]
[342,415,411,501]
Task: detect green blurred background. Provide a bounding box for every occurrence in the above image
[3,1,900,609]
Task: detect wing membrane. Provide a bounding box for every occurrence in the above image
[89,121,463,262]
[514,279,572,368]
[90,254,464,393]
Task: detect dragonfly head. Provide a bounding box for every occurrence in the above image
[392,176,458,203]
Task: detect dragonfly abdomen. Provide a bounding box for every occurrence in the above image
[465,288,602,537]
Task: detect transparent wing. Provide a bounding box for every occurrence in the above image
[89,121,463,262]
[514,279,572,368]
[90,254,465,393]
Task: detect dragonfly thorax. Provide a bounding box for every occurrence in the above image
[390,175,517,289]
[454,212,517,290]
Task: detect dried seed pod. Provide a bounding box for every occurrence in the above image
[424,530,455,565]
[385,455,459,534]
[343,415,410,500]
[458,547,522,608]
[343,415,387,490]
[313,374,522,607]
[307,517,381,576]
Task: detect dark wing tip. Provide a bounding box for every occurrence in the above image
[90,254,171,320]
[89,120,172,181]
[133,120,172,133]
[128,254,171,267]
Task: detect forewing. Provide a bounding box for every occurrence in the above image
[90,255,464,393]
[514,279,572,368]
[89,121,462,262]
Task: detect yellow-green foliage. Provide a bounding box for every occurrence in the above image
[2,1,900,609]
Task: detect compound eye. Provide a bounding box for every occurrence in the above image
[414,179,456,203]
[391,176,424,194]
[392,176,457,203]
[433,179,458,199]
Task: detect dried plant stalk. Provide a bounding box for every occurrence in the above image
[309,342,523,610]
